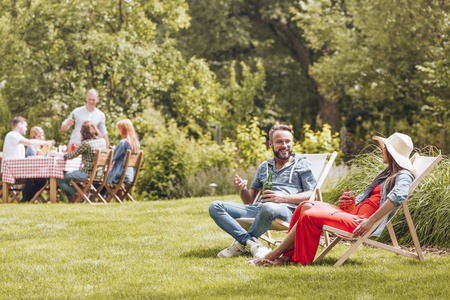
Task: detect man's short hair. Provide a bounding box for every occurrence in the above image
[12,116,27,128]
[269,124,292,141]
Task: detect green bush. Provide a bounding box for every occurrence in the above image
[327,147,449,247]
[236,118,272,168]
[136,122,194,199]
[136,119,345,199]
[299,123,343,163]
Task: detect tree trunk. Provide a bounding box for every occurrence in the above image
[270,21,340,132]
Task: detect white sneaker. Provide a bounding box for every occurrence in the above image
[245,237,272,258]
[217,240,248,258]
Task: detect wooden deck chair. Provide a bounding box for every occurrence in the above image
[314,153,442,267]
[235,151,338,246]
[69,149,113,205]
[105,150,143,203]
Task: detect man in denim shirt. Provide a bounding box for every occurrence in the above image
[209,124,317,258]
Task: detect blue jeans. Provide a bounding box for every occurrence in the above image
[209,201,295,246]
[57,170,88,198]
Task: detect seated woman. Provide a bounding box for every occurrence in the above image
[107,119,140,185]
[50,121,107,202]
[26,126,46,156]
[247,132,415,266]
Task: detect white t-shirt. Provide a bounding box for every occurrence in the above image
[62,106,108,145]
[2,131,26,162]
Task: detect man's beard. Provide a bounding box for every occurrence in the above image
[272,146,292,160]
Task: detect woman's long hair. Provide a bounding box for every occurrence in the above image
[117,119,140,153]
[80,121,100,142]
[373,148,413,194]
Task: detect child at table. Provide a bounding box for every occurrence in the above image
[26,126,47,156]
[50,121,106,202]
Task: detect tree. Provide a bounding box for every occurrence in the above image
[178,0,326,139]
[0,0,222,146]
[292,0,449,151]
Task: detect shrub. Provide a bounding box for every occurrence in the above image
[136,122,195,199]
[236,118,272,168]
[327,147,449,247]
[300,123,343,163]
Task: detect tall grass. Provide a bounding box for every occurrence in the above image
[158,166,258,199]
[327,146,450,247]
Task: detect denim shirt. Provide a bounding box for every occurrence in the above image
[250,153,317,209]
[355,170,414,237]
[107,139,135,184]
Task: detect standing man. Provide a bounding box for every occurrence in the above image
[61,89,109,150]
[209,124,317,258]
[2,117,54,202]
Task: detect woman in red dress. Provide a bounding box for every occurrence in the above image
[247,133,415,266]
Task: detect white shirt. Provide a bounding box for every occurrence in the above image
[62,106,108,145]
[2,131,26,162]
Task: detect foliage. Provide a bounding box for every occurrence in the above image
[136,121,194,199]
[178,0,322,139]
[218,60,278,139]
[327,147,449,248]
[0,0,221,146]
[0,200,448,298]
[235,118,272,169]
[292,0,450,152]
[300,123,343,162]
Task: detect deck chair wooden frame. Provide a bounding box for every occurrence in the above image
[69,149,113,205]
[105,150,143,203]
[314,153,442,267]
[235,151,338,246]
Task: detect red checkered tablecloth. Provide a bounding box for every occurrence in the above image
[1,156,83,184]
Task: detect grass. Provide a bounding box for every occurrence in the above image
[0,196,449,299]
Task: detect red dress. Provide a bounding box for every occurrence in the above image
[284,184,381,265]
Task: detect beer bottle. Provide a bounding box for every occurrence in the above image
[263,172,273,191]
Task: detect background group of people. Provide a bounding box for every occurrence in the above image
[209,124,415,267]
[1,89,140,203]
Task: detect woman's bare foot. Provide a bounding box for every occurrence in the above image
[246,255,291,267]
[263,255,291,266]
[245,258,266,266]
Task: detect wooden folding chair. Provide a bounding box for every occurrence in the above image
[314,153,442,266]
[69,149,113,205]
[235,151,338,246]
[1,153,24,203]
[29,180,50,203]
[105,150,143,203]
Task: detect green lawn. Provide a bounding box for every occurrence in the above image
[0,196,449,299]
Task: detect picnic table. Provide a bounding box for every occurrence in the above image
[1,156,82,203]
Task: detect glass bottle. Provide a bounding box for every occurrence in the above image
[263,172,273,191]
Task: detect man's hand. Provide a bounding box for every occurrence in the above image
[352,218,375,238]
[260,190,285,203]
[66,119,75,127]
[234,174,248,191]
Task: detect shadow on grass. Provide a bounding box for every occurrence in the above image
[311,257,363,267]
[182,247,225,258]
[182,247,363,267]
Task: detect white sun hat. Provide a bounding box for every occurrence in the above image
[372,132,414,172]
